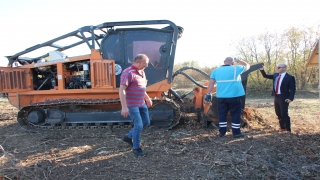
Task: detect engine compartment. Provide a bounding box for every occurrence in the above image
[32,60,91,90]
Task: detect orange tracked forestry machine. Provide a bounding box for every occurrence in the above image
[0,20,262,132]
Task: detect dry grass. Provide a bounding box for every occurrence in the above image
[246,97,320,134]
[0,98,15,120]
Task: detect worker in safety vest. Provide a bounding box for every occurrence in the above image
[205,57,250,138]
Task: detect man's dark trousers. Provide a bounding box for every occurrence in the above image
[274,94,290,131]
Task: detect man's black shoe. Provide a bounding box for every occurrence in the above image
[218,134,225,137]
[233,132,246,138]
[133,148,145,156]
[122,136,133,147]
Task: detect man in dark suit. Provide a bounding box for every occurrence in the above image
[260,63,296,132]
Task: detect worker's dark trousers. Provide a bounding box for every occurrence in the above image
[217,97,242,135]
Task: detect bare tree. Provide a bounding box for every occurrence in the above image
[233,26,320,90]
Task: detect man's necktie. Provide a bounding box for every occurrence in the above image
[276,74,281,94]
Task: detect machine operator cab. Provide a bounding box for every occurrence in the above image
[100,26,182,87]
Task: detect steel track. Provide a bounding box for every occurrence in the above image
[17,97,181,132]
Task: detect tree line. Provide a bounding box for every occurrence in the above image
[173,26,320,91]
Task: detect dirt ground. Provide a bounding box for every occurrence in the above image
[0,90,320,180]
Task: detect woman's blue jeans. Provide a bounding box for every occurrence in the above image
[127,104,150,149]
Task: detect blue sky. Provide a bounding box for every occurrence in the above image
[1,0,320,67]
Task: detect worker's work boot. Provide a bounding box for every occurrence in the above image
[233,132,246,138]
[133,148,145,156]
[122,135,133,147]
